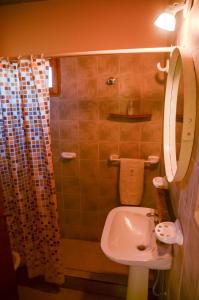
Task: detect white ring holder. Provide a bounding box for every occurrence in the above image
[163,47,196,182]
[155,220,183,245]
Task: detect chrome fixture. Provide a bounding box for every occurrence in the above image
[146,212,160,226]
[106,77,117,85]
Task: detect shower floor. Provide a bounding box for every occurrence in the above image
[62,238,128,284]
[18,239,155,299]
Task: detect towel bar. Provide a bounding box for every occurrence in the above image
[109,154,159,166]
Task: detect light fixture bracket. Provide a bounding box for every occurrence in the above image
[154,1,186,31]
[166,2,185,15]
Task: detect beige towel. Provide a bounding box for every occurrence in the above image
[119,158,144,205]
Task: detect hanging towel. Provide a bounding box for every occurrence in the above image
[119,158,144,205]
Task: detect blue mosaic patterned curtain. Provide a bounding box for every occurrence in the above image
[0,58,64,284]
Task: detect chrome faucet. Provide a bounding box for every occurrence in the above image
[146,212,160,226]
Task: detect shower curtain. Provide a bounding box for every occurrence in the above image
[0,58,64,284]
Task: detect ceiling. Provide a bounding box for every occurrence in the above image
[0,0,45,5]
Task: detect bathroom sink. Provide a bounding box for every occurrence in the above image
[101,206,172,270]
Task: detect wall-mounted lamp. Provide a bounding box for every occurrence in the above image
[154,2,185,31]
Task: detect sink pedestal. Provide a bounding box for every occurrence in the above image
[101,207,172,300]
[127,266,149,300]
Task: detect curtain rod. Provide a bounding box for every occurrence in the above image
[47,47,172,58]
[0,47,172,60]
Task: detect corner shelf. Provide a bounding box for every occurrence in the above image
[108,113,152,122]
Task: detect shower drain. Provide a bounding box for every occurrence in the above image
[137,245,146,251]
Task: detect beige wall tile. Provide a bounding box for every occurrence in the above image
[63,193,81,210]
[141,74,164,100]
[120,123,141,142]
[81,187,100,211]
[99,178,119,210]
[140,142,161,159]
[62,177,80,194]
[60,120,78,140]
[141,179,157,208]
[97,55,119,75]
[99,209,111,233]
[59,100,78,120]
[51,138,60,162]
[78,99,99,120]
[80,176,99,194]
[60,57,77,79]
[77,78,97,100]
[119,142,140,158]
[62,223,83,239]
[63,209,81,226]
[80,159,99,178]
[99,160,118,180]
[99,142,119,160]
[61,78,77,99]
[141,122,162,142]
[79,142,98,159]
[119,54,141,74]
[80,211,100,241]
[99,121,120,141]
[50,97,60,120]
[79,121,98,141]
[119,74,141,99]
[79,226,100,241]
[141,98,163,121]
[50,121,60,139]
[61,159,79,177]
[76,56,98,78]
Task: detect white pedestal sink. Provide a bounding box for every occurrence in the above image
[101,206,172,300]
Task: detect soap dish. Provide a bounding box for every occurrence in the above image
[155,219,183,245]
[152,176,168,189]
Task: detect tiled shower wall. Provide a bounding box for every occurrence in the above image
[50,53,165,241]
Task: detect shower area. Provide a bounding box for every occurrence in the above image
[50,52,166,286]
[0,50,166,298]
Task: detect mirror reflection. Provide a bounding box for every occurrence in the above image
[176,73,184,161]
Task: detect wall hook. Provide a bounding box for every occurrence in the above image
[157,59,169,73]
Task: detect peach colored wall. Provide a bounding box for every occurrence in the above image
[0,0,170,56]
[167,1,199,299]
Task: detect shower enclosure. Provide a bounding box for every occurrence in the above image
[50,51,166,281]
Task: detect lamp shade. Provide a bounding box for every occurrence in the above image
[154,12,176,31]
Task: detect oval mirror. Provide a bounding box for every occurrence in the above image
[163,47,196,182]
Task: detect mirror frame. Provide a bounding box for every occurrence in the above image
[164,47,196,182]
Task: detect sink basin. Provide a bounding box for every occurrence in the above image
[101,206,172,300]
[101,206,172,270]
